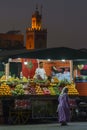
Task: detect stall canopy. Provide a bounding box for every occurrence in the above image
[0,47,87,62]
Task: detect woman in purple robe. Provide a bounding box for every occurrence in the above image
[58,87,70,126]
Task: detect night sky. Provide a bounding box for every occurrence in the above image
[0,0,87,49]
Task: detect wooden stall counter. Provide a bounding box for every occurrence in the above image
[76,82,87,96]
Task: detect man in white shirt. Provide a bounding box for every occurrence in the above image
[34,61,47,80]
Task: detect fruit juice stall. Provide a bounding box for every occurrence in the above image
[0,47,85,124]
[0,59,79,124]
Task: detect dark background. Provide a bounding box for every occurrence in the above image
[0,0,87,49]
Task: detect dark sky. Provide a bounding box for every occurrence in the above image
[0,0,87,49]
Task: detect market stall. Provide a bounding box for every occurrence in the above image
[74,60,87,96]
[0,47,86,124]
[0,59,79,124]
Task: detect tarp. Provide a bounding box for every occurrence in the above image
[0,47,87,62]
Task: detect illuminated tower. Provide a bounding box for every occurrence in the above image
[26,7,47,49]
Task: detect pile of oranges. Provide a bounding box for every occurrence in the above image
[0,83,12,96]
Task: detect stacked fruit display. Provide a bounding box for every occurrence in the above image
[0,83,12,96]
[20,76,29,83]
[11,84,24,95]
[67,83,79,95]
[42,87,50,95]
[0,75,6,81]
[27,85,36,95]
[0,75,79,96]
[35,85,44,95]
[48,86,56,95]
[51,77,59,83]
[53,86,60,95]
[48,83,60,95]
[6,77,20,87]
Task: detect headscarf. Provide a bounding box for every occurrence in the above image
[60,86,68,95]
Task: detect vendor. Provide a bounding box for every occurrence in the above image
[63,67,70,81]
[34,61,47,80]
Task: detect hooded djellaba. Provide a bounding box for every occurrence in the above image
[57,86,70,126]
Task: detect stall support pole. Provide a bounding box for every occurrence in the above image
[70,60,73,82]
[5,63,9,80]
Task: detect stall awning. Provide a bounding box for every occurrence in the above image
[0,47,87,62]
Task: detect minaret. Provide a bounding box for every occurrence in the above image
[32,6,42,30]
[26,6,47,50]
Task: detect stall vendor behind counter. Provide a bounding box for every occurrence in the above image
[34,61,47,80]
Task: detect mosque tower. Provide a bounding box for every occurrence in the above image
[26,6,47,49]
